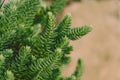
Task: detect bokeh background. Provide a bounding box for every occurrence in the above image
[61,0,120,80]
[4,0,120,80]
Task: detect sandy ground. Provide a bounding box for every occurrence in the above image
[62,0,120,80]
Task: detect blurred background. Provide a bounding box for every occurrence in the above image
[61,0,120,80]
[4,0,120,80]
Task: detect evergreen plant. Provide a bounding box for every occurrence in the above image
[0,0,92,80]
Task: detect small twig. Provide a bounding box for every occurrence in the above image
[0,0,5,9]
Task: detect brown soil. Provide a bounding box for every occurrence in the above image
[62,1,120,80]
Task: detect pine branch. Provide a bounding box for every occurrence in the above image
[72,59,83,80]
[10,46,34,79]
[28,48,62,80]
[59,59,83,80]
[67,26,92,40]
[54,15,72,50]
[32,12,57,58]
[57,14,71,36]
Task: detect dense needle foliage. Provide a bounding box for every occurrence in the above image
[0,0,92,80]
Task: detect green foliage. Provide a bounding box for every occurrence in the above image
[72,59,83,80]
[6,70,15,80]
[0,0,91,80]
[0,49,13,80]
[29,49,62,80]
[0,0,4,8]
[48,0,67,15]
[31,12,56,58]
[67,26,92,40]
